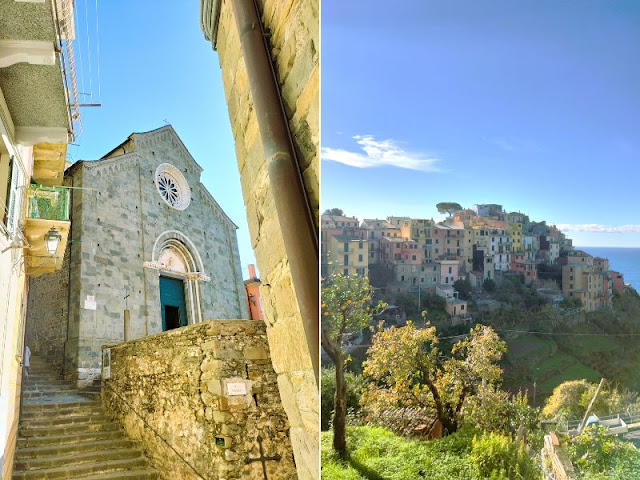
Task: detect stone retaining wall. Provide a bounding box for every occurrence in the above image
[101,320,296,480]
[541,432,577,480]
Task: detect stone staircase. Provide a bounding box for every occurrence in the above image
[13,355,159,479]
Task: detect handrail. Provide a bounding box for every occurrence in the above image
[101,380,207,480]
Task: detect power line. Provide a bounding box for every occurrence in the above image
[83,0,93,97]
[94,0,102,101]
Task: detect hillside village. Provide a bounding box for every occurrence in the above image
[321,203,627,322]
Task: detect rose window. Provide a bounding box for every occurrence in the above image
[154,163,191,210]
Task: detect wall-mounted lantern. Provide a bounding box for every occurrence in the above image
[44,226,62,256]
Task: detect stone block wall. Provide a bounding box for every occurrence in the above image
[212,1,319,478]
[101,320,295,480]
[25,243,70,371]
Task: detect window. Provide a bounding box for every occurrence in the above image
[412,255,416,261]
[358,254,363,262]
[448,267,452,274]
[359,241,363,249]
[155,163,191,210]
[344,268,348,276]
[344,242,349,252]
[370,252,374,258]
[344,254,349,265]
[1,154,16,229]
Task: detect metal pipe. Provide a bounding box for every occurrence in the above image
[230,0,318,384]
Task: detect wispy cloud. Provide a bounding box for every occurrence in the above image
[556,224,640,234]
[321,135,441,172]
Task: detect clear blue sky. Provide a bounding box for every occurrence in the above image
[321,0,640,247]
[69,0,256,276]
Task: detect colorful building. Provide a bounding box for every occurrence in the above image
[326,234,369,278]
[0,1,78,476]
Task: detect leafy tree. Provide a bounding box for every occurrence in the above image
[323,208,344,216]
[543,380,640,423]
[436,202,463,216]
[362,322,506,435]
[483,278,497,292]
[453,277,472,300]
[321,274,381,453]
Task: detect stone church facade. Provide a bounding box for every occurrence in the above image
[26,125,248,386]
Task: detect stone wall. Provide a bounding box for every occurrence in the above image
[541,432,577,480]
[212,1,319,478]
[25,245,70,371]
[102,320,296,480]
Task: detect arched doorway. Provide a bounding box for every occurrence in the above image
[144,230,210,331]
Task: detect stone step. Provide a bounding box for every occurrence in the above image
[23,385,76,393]
[20,413,113,429]
[20,420,120,437]
[15,438,137,459]
[18,430,126,448]
[22,402,103,421]
[73,469,159,480]
[21,403,97,418]
[12,456,150,479]
[24,376,70,382]
[14,447,143,472]
[22,389,81,398]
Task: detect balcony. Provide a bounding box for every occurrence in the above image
[23,184,70,276]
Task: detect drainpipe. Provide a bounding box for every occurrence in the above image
[230,0,319,384]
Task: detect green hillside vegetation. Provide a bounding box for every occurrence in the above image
[321,426,537,480]
[481,289,640,404]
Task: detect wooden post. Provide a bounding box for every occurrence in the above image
[124,309,130,342]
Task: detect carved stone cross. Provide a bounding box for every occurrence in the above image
[245,435,281,480]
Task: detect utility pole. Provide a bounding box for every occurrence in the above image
[579,378,605,432]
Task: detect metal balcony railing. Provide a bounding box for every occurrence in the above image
[27,185,70,221]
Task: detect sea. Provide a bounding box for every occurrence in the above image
[578,247,640,292]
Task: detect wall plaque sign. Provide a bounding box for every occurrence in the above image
[226,382,247,396]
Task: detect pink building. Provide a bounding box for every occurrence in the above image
[380,237,422,265]
[610,271,625,295]
[594,257,609,272]
[436,259,460,285]
[432,224,465,260]
[511,253,538,285]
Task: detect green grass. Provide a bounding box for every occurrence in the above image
[321,426,480,480]
[538,363,602,393]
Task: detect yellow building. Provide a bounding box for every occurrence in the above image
[562,264,604,312]
[326,234,369,278]
[508,222,524,253]
[0,0,77,476]
[399,218,435,260]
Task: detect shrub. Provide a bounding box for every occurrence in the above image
[321,367,366,430]
[471,431,537,479]
[483,279,497,292]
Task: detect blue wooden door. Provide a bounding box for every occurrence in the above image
[160,276,187,331]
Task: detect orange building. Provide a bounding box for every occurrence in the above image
[244,264,264,320]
